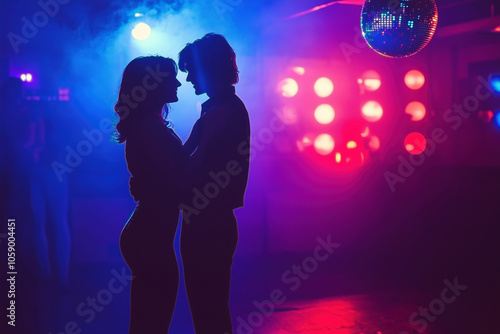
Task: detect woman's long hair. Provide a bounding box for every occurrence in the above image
[114,56,177,143]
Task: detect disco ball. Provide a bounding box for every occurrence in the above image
[361,0,438,58]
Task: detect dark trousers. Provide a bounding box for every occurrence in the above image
[120,202,180,334]
[181,210,238,334]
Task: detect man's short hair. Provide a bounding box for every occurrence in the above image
[178,33,239,86]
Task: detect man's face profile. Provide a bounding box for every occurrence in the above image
[185,64,207,96]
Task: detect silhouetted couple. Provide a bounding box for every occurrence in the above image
[116,33,250,334]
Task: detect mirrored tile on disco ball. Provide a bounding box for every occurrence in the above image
[361,0,438,58]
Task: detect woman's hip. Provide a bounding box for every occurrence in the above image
[120,203,179,256]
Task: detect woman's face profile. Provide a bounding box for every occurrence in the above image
[162,72,182,104]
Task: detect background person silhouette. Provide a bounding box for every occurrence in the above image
[1,77,71,290]
[177,33,251,334]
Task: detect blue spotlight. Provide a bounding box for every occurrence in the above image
[491,75,500,93]
[131,23,151,40]
[494,112,500,128]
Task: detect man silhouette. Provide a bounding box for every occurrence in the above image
[178,33,250,334]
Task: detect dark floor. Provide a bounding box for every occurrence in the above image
[4,166,500,334]
[7,251,498,334]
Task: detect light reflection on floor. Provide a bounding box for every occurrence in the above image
[240,293,447,334]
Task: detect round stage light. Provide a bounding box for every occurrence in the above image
[361,101,383,122]
[132,22,151,40]
[360,70,381,91]
[278,78,298,98]
[314,134,335,155]
[20,74,26,81]
[314,77,334,97]
[361,0,438,58]
[404,132,426,154]
[405,70,425,90]
[347,141,357,149]
[26,73,32,82]
[405,101,426,121]
[314,104,335,124]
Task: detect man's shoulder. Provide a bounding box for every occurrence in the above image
[208,97,247,117]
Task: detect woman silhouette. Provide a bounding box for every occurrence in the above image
[115,56,186,333]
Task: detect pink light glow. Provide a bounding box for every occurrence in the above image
[314,134,335,155]
[404,70,425,90]
[404,132,426,154]
[314,104,335,124]
[360,70,381,91]
[368,136,380,151]
[405,101,426,121]
[314,77,334,98]
[362,101,383,122]
[278,78,298,98]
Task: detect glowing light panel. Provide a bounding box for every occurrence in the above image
[278,78,299,98]
[314,104,335,124]
[405,70,425,90]
[361,101,383,122]
[404,132,426,154]
[405,101,426,121]
[132,23,151,40]
[314,77,334,98]
[314,134,335,155]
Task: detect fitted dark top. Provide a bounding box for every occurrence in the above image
[125,114,189,207]
[183,86,251,211]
